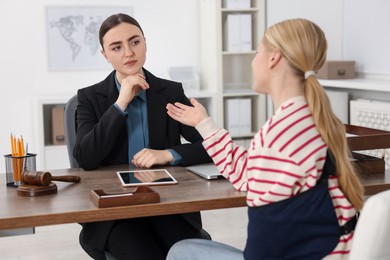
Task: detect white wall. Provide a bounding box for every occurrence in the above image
[0,0,200,172]
[343,0,390,75]
[267,0,390,77]
[0,0,389,172]
[267,0,344,60]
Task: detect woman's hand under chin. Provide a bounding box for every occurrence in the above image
[166,98,209,127]
[116,74,149,110]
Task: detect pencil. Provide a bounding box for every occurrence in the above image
[10,133,14,155]
[19,137,24,156]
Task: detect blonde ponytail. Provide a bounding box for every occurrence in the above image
[305,77,364,211]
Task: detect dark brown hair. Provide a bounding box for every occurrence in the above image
[99,13,144,49]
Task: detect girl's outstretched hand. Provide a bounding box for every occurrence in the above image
[166,98,209,127]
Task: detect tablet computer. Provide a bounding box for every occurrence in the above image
[116,169,178,187]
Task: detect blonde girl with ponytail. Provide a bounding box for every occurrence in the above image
[264,19,364,212]
[166,18,364,260]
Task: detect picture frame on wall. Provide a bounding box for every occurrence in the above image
[46,6,132,71]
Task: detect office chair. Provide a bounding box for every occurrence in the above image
[64,95,116,260]
[349,189,390,259]
[64,94,79,168]
[64,95,211,260]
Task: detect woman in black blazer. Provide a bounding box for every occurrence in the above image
[74,13,211,260]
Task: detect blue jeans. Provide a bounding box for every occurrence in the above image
[166,239,244,260]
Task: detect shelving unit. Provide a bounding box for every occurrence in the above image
[319,77,390,169]
[34,97,70,170]
[199,0,267,146]
[320,78,390,106]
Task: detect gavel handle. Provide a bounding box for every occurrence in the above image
[51,175,81,183]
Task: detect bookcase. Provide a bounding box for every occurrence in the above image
[35,97,70,170]
[320,78,390,169]
[199,0,267,147]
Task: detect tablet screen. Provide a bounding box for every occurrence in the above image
[116,169,177,187]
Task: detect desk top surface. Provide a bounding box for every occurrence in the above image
[1,165,390,230]
[0,166,246,230]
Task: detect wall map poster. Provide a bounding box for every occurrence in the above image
[46,6,131,71]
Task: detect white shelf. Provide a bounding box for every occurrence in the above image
[222,51,257,55]
[34,96,71,170]
[200,0,266,137]
[185,90,218,98]
[221,8,259,12]
[223,89,258,97]
[320,78,390,92]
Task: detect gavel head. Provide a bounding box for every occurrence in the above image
[21,171,52,186]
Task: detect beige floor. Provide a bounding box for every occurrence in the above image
[0,207,247,260]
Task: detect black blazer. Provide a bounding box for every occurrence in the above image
[74,69,211,170]
[74,69,211,251]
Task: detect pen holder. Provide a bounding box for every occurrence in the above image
[4,153,37,187]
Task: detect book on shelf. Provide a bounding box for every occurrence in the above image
[223,0,251,9]
[225,98,240,134]
[239,98,252,134]
[225,98,252,135]
[51,106,66,145]
[224,14,252,52]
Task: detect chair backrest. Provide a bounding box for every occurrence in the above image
[64,95,79,168]
[349,189,390,259]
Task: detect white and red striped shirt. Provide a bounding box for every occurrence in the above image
[196,96,356,259]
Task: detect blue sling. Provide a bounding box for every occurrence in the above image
[244,152,357,259]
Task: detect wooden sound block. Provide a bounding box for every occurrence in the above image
[17,183,58,197]
[90,186,160,208]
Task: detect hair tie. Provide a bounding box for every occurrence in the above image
[304,70,316,79]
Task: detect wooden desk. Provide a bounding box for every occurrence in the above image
[1,166,390,231]
[0,166,246,230]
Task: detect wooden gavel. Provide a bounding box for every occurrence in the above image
[21,171,81,186]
